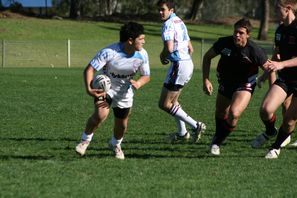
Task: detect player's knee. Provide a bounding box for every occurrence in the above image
[229,109,241,121]
[115,124,128,132]
[158,100,170,111]
[90,113,106,126]
[259,106,270,120]
[282,119,296,132]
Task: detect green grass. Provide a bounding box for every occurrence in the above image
[1,67,297,197]
[0,18,275,68]
[0,18,295,197]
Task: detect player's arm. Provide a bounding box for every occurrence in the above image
[188,40,194,55]
[130,75,150,90]
[202,47,218,95]
[259,48,279,88]
[268,49,280,85]
[83,64,104,98]
[266,46,297,71]
[160,40,174,65]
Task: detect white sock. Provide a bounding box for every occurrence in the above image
[111,135,123,146]
[170,105,197,129]
[82,132,93,142]
[175,117,187,136]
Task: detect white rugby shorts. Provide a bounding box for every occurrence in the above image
[107,84,134,108]
[163,59,194,86]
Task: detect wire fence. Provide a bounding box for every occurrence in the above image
[0,39,274,68]
[0,40,104,68]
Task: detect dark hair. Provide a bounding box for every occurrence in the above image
[157,0,175,10]
[119,22,144,42]
[234,18,252,33]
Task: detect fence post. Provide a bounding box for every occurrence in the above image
[200,38,204,67]
[67,39,71,68]
[2,39,5,68]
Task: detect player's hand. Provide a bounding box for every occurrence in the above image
[130,79,140,90]
[265,60,285,72]
[203,79,213,96]
[160,53,169,65]
[95,100,109,108]
[88,88,105,98]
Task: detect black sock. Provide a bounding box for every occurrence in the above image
[263,115,277,136]
[271,127,292,149]
[212,118,235,146]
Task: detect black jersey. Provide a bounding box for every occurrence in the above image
[213,36,267,85]
[275,20,297,83]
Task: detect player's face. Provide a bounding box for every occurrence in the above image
[233,27,249,48]
[158,4,174,21]
[133,34,145,51]
[275,3,288,22]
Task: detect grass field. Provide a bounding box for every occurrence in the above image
[1,17,297,197]
[0,18,275,68]
[1,67,297,197]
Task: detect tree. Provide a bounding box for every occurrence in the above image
[258,0,269,40]
[70,0,80,19]
[188,0,204,21]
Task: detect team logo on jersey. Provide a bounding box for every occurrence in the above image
[221,48,231,56]
[242,55,252,64]
[275,33,281,41]
[288,36,296,44]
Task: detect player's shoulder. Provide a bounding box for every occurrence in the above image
[95,42,121,60]
[247,39,262,50]
[135,48,149,60]
[104,42,122,52]
[289,19,297,31]
[215,36,233,46]
[217,36,233,42]
[246,40,266,57]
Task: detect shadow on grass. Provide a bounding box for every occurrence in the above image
[0,131,267,160]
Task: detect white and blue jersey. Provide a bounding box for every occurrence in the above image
[161,13,191,61]
[90,42,150,108]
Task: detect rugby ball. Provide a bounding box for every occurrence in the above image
[92,74,111,92]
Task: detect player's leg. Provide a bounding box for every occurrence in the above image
[159,87,205,142]
[281,94,293,147]
[252,84,287,148]
[266,95,297,159]
[228,90,252,127]
[210,93,231,155]
[173,91,188,137]
[109,107,130,160]
[159,60,205,142]
[76,101,110,156]
[159,88,189,142]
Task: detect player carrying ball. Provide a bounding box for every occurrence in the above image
[75,22,150,160]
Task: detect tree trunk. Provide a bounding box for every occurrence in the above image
[188,0,204,21]
[70,0,80,19]
[258,0,269,40]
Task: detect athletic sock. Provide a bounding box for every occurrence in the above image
[111,135,123,147]
[212,118,235,146]
[175,117,187,136]
[271,127,292,149]
[263,114,277,136]
[82,132,93,142]
[169,104,197,129]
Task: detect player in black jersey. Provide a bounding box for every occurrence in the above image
[252,0,297,159]
[202,18,269,155]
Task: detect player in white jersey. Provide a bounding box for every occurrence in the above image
[157,0,206,143]
[75,22,150,159]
